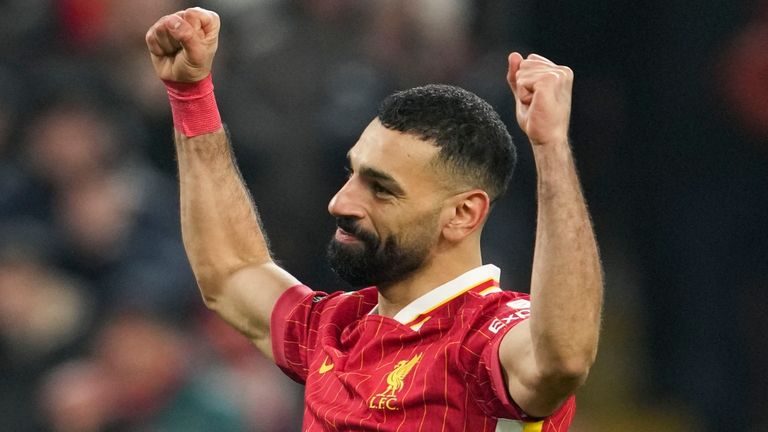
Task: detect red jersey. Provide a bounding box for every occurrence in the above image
[271,264,575,431]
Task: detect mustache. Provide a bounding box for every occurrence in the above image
[336,217,362,236]
[335,217,379,246]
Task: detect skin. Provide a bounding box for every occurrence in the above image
[329,119,489,309]
[146,7,603,419]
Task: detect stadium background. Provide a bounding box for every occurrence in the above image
[1,0,766,431]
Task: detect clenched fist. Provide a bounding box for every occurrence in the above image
[145,7,220,83]
[507,53,573,147]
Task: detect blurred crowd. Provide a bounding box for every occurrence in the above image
[0,1,766,431]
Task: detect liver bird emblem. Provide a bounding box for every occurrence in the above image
[377,353,423,397]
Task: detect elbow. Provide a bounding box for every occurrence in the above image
[192,267,228,309]
[190,256,273,303]
[537,331,600,391]
[200,290,220,310]
[190,260,249,306]
[516,357,594,418]
[198,282,224,311]
[553,359,593,387]
[538,352,596,393]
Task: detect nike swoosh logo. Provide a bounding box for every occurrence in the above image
[319,357,334,374]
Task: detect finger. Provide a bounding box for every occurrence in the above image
[526,53,555,64]
[146,15,182,55]
[518,86,534,105]
[181,7,220,39]
[145,25,165,56]
[164,14,200,55]
[518,59,559,73]
[516,77,535,105]
[160,15,185,50]
[515,74,536,105]
[515,67,569,85]
[507,52,524,94]
[516,69,573,102]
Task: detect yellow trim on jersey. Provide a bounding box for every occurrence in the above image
[522,420,544,432]
[409,316,432,330]
[380,264,501,326]
[402,278,497,328]
[478,285,502,296]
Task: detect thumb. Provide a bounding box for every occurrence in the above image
[507,52,524,94]
[164,14,201,57]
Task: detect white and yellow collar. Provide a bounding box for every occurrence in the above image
[370,264,502,330]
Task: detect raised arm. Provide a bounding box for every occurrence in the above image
[145,8,299,359]
[499,53,604,416]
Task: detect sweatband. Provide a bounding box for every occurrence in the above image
[163,74,222,137]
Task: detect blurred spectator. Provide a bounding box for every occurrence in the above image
[0,1,55,60]
[24,101,121,189]
[0,63,40,219]
[719,1,768,143]
[19,98,196,318]
[0,1,761,431]
[718,2,768,428]
[198,311,304,431]
[39,360,115,432]
[365,0,472,84]
[40,311,248,432]
[0,222,93,432]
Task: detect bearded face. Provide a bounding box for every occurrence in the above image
[326,215,438,288]
[325,120,452,288]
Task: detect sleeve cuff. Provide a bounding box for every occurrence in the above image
[270,284,314,379]
[489,325,547,421]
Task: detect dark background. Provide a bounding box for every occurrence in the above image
[1,1,766,431]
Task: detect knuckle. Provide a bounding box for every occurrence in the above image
[551,69,567,80]
[542,71,560,82]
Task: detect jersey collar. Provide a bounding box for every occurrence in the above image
[369,264,501,330]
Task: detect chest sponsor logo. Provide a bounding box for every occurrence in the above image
[368,353,423,411]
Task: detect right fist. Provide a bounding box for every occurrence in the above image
[145,7,220,83]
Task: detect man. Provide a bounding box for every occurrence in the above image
[146,7,603,431]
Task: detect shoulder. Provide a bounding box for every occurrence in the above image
[459,290,532,336]
[306,286,378,321]
[272,285,378,326]
[466,289,531,317]
[313,286,378,307]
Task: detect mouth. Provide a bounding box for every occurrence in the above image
[334,227,360,244]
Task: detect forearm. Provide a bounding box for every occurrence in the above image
[147,8,297,358]
[529,141,603,379]
[175,128,272,301]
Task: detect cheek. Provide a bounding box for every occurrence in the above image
[371,194,444,242]
[393,207,443,245]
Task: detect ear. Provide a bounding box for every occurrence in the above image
[441,190,490,242]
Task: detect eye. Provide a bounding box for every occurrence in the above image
[371,182,392,197]
[343,166,353,179]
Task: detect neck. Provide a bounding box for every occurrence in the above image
[375,240,482,318]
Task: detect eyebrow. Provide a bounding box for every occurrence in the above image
[346,155,406,196]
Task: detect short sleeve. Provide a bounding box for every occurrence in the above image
[459,293,576,426]
[270,284,329,384]
[458,292,536,420]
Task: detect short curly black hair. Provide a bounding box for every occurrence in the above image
[377,84,516,202]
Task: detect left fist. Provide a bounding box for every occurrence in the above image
[507,53,573,147]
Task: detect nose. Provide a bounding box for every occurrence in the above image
[328,177,365,219]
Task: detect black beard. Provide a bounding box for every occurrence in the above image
[326,217,428,288]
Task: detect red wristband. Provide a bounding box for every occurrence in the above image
[163,74,223,137]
